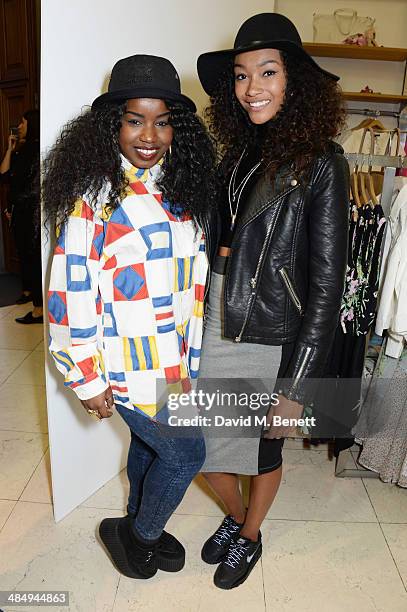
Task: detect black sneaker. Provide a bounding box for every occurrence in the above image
[99,516,157,579]
[127,513,185,572]
[201,515,243,564]
[214,533,262,590]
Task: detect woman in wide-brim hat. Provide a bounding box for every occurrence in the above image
[43,54,217,580]
[197,13,349,589]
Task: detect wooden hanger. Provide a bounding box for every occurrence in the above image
[351,117,386,132]
[353,127,371,207]
[358,172,370,205]
[350,120,385,207]
[366,127,379,206]
[350,167,362,208]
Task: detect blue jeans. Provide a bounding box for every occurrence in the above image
[116,404,206,540]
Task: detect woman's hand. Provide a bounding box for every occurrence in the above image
[8,134,17,151]
[80,387,114,420]
[264,394,303,439]
[1,136,17,174]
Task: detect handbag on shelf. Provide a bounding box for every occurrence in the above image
[313,8,376,44]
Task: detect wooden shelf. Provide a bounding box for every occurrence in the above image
[303,42,407,62]
[343,92,407,103]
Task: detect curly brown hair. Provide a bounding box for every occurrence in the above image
[205,51,346,181]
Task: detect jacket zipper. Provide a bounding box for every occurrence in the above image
[289,345,313,396]
[200,215,211,315]
[234,279,257,342]
[204,252,211,302]
[233,184,299,342]
[278,267,304,315]
[234,220,275,342]
[234,209,279,342]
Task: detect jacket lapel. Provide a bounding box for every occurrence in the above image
[237,167,299,229]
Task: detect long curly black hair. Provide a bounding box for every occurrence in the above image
[205,51,346,181]
[23,109,40,142]
[42,100,217,228]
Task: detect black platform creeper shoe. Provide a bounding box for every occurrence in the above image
[213,532,262,590]
[99,516,157,579]
[126,512,185,572]
[201,515,243,564]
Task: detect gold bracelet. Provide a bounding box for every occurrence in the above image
[87,409,102,420]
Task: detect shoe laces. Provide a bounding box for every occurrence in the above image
[213,516,240,546]
[224,538,249,569]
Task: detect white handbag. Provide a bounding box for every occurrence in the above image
[313,8,375,43]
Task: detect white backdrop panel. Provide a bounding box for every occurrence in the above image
[41,0,276,522]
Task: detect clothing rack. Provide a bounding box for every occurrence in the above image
[344,152,406,217]
[344,153,407,167]
[346,107,401,119]
[335,151,405,478]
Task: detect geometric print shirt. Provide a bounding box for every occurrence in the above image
[48,156,208,419]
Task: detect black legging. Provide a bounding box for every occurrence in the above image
[12,203,43,307]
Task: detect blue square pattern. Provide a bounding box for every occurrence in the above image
[103,303,119,337]
[48,292,67,324]
[114,266,145,300]
[139,222,173,261]
[66,254,91,292]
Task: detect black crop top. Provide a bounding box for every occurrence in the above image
[219,146,263,248]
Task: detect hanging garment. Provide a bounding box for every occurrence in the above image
[341,202,386,336]
[310,327,366,445]
[397,106,407,177]
[354,339,407,487]
[311,200,386,454]
[375,182,407,357]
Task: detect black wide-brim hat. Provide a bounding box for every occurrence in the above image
[92,54,196,112]
[197,13,339,95]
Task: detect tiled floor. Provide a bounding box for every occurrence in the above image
[0,303,406,611]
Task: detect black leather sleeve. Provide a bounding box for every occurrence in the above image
[282,152,350,403]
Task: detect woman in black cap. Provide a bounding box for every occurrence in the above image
[197,13,349,589]
[43,54,217,580]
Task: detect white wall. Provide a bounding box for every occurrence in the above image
[42,0,277,522]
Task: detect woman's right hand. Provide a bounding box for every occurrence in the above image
[8,134,17,151]
[80,387,114,419]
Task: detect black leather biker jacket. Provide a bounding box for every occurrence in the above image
[217,142,350,403]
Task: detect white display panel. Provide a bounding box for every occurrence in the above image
[41,0,276,522]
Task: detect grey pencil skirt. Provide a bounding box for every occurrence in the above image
[199,269,284,475]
